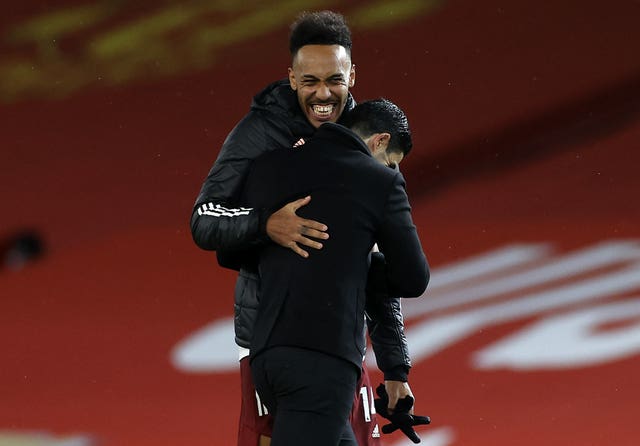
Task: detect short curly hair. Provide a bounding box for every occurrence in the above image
[289,10,352,57]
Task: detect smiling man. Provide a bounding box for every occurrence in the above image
[288,43,355,127]
[191,11,420,446]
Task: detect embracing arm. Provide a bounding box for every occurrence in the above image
[191,111,328,264]
[191,113,272,252]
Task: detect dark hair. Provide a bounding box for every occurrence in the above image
[343,99,413,155]
[289,10,352,57]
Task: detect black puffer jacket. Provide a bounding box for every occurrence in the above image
[190,79,412,380]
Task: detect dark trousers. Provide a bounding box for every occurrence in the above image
[251,346,360,446]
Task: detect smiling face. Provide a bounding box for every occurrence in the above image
[288,44,356,128]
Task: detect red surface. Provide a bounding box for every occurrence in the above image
[2,1,640,445]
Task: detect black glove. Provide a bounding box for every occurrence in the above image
[374,383,431,444]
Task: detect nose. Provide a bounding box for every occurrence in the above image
[315,82,331,100]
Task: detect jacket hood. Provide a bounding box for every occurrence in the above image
[251,79,297,115]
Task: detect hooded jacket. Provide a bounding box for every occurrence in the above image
[190,79,413,379]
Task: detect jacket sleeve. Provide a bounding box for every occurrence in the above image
[190,111,273,252]
[365,259,412,381]
[376,173,430,298]
[365,173,430,381]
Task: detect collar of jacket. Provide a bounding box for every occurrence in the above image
[311,122,373,158]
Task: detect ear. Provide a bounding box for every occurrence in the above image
[349,64,356,88]
[288,67,297,90]
[372,132,391,155]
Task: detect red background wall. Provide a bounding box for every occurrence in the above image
[2,1,640,445]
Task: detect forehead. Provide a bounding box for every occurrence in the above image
[292,44,352,76]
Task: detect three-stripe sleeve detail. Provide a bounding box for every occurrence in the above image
[197,203,253,217]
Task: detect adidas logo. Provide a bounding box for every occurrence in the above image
[371,424,380,438]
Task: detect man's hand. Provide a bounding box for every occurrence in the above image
[374,383,431,444]
[384,380,415,413]
[266,196,329,258]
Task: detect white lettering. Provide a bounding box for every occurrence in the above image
[379,262,640,367]
[403,241,640,317]
[474,298,640,369]
[171,318,237,372]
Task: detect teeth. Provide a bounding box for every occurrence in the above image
[312,104,334,116]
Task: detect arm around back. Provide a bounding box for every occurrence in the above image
[190,113,272,251]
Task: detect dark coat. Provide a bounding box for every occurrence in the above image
[244,122,429,369]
